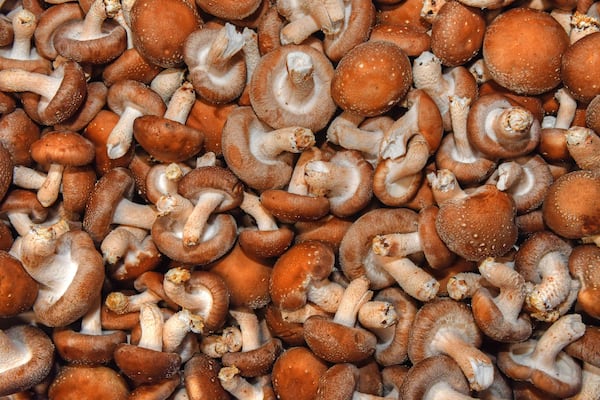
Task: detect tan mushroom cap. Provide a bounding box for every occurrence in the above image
[482,7,569,95]
[561,32,600,104]
[331,40,412,117]
[0,251,38,317]
[0,325,55,397]
[47,365,129,400]
[129,0,202,68]
[271,346,329,400]
[435,183,518,262]
[542,169,600,239]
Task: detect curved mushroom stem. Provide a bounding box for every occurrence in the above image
[447,272,483,301]
[137,303,164,352]
[358,301,398,330]
[162,267,211,314]
[333,276,373,327]
[163,81,196,123]
[285,51,315,102]
[554,88,577,129]
[150,68,186,103]
[280,303,330,324]
[490,106,535,146]
[104,289,163,315]
[430,330,494,391]
[106,106,144,159]
[478,258,526,323]
[279,0,345,44]
[229,307,262,352]
[525,251,572,316]
[12,165,47,190]
[378,257,439,302]
[36,163,64,207]
[492,161,524,191]
[240,191,278,231]
[163,309,204,353]
[100,225,148,264]
[242,27,260,85]
[255,126,315,160]
[0,68,61,100]
[182,191,225,247]
[219,366,268,399]
[326,112,384,164]
[449,96,479,162]
[7,8,36,60]
[206,23,244,67]
[530,313,586,366]
[427,169,468,205]
[80,0,121,39]
[566,126,600,170]
[306,279,344,313]
[372,231,422,258]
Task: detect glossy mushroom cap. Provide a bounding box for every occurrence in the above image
[561,32,600,103]
[271,346,328,400]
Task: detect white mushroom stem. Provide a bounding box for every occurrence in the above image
[447,272,483,301]
[163,267,209,313]
[112,198,157,230]
[104,289,163,314]
[6,8,36,60]
[469,58,492,84]
[326,112,383,164]
[449,96,479,162]
[163,309,204,353]
[201,326,243,358]
[156,193,194,218]
[0,68,61,100]
[254,126,315,161]
[378,257,439,302]
[304,159,355,198]
[79,294,103,335]
[0,329,30,373]
[242,27,260,85]
[12,165,47,190]
[420,0,447,22]
[430,329,494,391]
[412,51,452,129]
[80,0,121,39]
[489,106,535,145]
[18,219,70,269]
[358,301,398,330]
[36,163,65,207]
[372,231,422,258]
[137,303,164,352]
[478,258,526,322]
[163,80,196,123]
[280,302,330,324]
[525,251,572,314]
[306,279,344,313]
[422,384,478,400]
[492,161,524,191]
[571,362,600,400]
[230,308,262,352]
[379,132,430,175]
[279,14,320,45]
[182,191,225,247]
[427,169,468,205]
[113,8,133,49]
[100,225,149,264]
[554,88,577,129]
[285,51,315,101]
[566,126,600,170]
[219,366,266,400]
[529,313,586,367]
[333,276,373,327]
[150,68,186,104]
[106,105,144,159]
[240,191,278,231]
[206,23,244,67]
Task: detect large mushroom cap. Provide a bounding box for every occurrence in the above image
[30,130,95,167]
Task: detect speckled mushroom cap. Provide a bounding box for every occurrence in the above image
[561,32,600,104]
[129,0,202,68]
[0,143,12,201]
[482,7,569,95]
[435,183,518,262]
[0,325,55,397]
[271,346,329,400]
[0,250,38,317]
[542,169,600,239]
[569,245,600,319]
[47,365,129,400]
[222,337,283,377]
[586,95,600,134]
[315,363,360,400]
[331,40,412,117]
[178,166,244,213]
[30,130,95,168]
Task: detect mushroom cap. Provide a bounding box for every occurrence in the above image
[196,0,262,20]
[133,114,204,163]
[482,7,569,95]
[129,0,202,68]
[184,353,230,400]
[369,23,431,57]
[249,44,337,132]
[331,40,412,117]
[83,167,135,243]
[542,169,600,239]
[221,337,283,377]
[238,226,295,259]
[178,166,244,212]
[101,48,163,87]
[0,325,55,397]
[0,108,40,166]
[561,32,600,104]
[303,315,378,363]
[30,130,95,167]
[0,143,12,201]
[586,95,600,134]
[47,365,129,400]
[407,297,483,363]
[271,346,329,400]
[565,325,600,367]
[52,327,127,365]
[270,240,336,311]
[0,250,38,317]
[399,355,471,400]
[417,205,456,269]
[107,79,166,117]
[33,2,85,60]
[568,244,600,319]
[113,343,182,385]
[435,183,518,262]
[259,189,330,224]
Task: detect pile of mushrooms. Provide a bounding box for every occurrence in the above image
[1,0,600,398]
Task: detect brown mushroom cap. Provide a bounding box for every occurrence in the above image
[47,365,129,400]
[568,244,600,319]
[129,0,202,68]
[542,169,600,239]
[222,337,283,377]
[399,355,471,400]
[0,251,38,317]
[0,143,12,201]
[271,346,329,400]
[561,32,600,104]
[482,7,570,95]
[184,353,230,400]
[30,130,95,167]
[331,40,412,117]
[259,189,330,224]
[113,343,182,385]
[369,23,431,57]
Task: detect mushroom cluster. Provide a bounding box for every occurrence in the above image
[1,0,600,398]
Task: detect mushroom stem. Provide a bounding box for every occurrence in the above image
[449,96,478,162]
[8,9,36,60]
[100,226,148,264]
[478,258,526,322]
[530,313,586,367]
[285,51,315,102]
[332,276,373,327]
[112,198,157,230]
[79,294,103,335]
[206,23,244,67]
[525,251,572,315]
[327,112,383,163]
[493,161,524,191]
[242,27,260,85]
[229,308,262,352]
[554,88,577,129]
[163,81,196,123]
[255,126,315,160]
[570,11,600,43]
[0,68,61,100]
[106,106,144,159]
[427,169,468,205]
[150,68,186,103]
[358,301,398,330]
[372,231,422,258]
[19,220,70,269]
[306,279,344,313]
[447,272,483,301]
[219,366,265,399]
[104,289,163,314]
[36,163,65,207]
[137,303,164,352]
[81,0,121,39]
[240,191,278,231]
[379,257,439,302]
[163,309,204,352]
[381,135,431,180]
[566,126,600,170]
[304,159,353,197]
[182,191,225,247]
[430,330,494,391]
[12,166,47,190]
[490,106,535,145]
